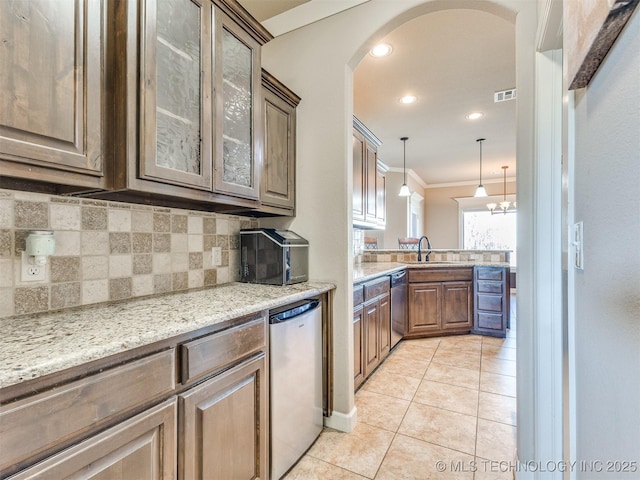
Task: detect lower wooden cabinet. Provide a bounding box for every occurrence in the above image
[472,266,510,337]
[179,353,267,480]
[408,283,442,335]
[7,399,177,480]
[363,298,381,378]
[2,315,272,480]
[353,304,365,389]
[441,282,473,331]
[378,293,391,359]
[353,276,390,388]
[407,268,473,337]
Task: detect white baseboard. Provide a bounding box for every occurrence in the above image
[324,406,357,432]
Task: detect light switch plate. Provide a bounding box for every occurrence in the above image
[212,247,222,266]
[573,221,584,270]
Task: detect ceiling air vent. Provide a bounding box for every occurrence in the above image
[494,89,517,103]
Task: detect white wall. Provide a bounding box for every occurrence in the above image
[381,171,424,249]
[260,0,536,433]
[572,8,640,475]
[424,181,516,248]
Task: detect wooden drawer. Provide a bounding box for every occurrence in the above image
[353,284,364,307]
[408,267,473,283]
[363,276,390,301]
[180,316,266,384]
[476,267,505,281]
[476,294,504,312]
[0,349,176,473]
[477,312,504,330]
[476,280,503,294]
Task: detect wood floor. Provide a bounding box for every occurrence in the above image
[284,294,517,480]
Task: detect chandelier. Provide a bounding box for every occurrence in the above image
[487,166,516,214]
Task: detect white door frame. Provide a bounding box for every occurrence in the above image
[517,46,564,480]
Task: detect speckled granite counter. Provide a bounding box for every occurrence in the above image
[353,261,510,283]
[0,281,334,389]
[353,262,406,283]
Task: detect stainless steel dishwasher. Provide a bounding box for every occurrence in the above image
[390,270,407,348]
[269,299,323,479]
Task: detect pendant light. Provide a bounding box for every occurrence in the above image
[487,165,516,214]
[398,136,411,197]
[474,138,488,197]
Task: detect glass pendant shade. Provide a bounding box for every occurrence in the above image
[474,185,488,197]
[474,138,487,197]
[398,137,411,197]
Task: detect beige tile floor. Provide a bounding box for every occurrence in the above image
[284,295,517,480]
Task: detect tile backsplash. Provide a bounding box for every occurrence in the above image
[0,189,258,318]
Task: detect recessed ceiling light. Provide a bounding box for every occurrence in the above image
[400,95,416,104]
[466,112,484,120]
[370,43,393,57]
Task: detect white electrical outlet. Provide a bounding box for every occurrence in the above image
[21,252,46,282]
[212,247,222,266]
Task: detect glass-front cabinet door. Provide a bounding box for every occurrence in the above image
[139,0,213,190]
[214,13,261,199]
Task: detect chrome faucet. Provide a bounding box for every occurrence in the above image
[417,235,432,262]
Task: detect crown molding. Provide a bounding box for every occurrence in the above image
[263,0,370,37]
[385,167,428,188]
[385,169,515,189]
[424,177,517,189]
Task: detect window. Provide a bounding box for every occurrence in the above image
[463,210,516,266]
[408,192,424,237]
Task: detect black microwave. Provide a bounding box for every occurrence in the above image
[240,229,309,285]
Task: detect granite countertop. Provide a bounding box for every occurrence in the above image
[0,281,335,389]
[353,262,406,283]
[354,261,511,283]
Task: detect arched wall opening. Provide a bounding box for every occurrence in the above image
[260,0,536,461]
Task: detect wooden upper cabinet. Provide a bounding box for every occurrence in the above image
[0,0,106,189]
[365,142,378,223]
[139,0,212,190]
[376,166,386,226]
[352,117,384,228]
[259,70,300,214]
[213,12,262,200]
[108,0,271,209]
[352,129,366,222]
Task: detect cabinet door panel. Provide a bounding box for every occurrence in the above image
[0,0,104,177]
[363,301,380,377]
[378,293,391,360]
[376,168,386,226]
[261,78,297,210]
[179,353,266,480]
[140,0,212,190]
[408,283,441,334]
[9,399,177,480]
[365,142,377,222]
[353,306,364,389]
[214,15,261,199]
[442,282,472,330]
[352,131,365,221]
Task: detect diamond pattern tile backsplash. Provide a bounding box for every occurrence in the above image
[0,189,258,318]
